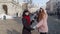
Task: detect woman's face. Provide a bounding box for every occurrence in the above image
[40,9,42,11]
[25,12,29,15]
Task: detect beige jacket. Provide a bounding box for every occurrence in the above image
[36,14,48,33]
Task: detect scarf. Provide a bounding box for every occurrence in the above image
[23,15,30,25]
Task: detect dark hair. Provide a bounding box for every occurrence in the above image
[39,7,42,13]
[22,9,29,17]
[40,7,42,9]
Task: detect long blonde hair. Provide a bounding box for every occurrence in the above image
[38,8,46,22]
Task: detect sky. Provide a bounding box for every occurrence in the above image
[19,0,49,7]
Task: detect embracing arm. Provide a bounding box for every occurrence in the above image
[22,18,33,30]
[36,19,43,28]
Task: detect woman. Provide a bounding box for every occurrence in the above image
[22,10,33,34]
[34,8,48,34]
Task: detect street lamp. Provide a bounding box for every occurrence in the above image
[57,6,60,19]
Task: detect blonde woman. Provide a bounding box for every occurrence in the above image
[33,8,48,34]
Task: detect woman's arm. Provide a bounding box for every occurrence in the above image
[22,18,33,30]
[36,19,43,28]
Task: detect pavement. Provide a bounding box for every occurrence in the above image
[0,18,23,34]
[0,16,60,34]
[50,15,60,22]
[48,16,60,34]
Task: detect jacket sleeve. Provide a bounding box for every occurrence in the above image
[22,18,33,30]
[36,19,43,28]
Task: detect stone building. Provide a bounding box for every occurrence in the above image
[0,0,23,17]
[22,0,39,13]
[46,0,60,14]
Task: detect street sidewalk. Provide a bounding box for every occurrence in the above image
[49,16,60,22]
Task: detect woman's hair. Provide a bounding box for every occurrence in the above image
[22,9,29,17]
[37,8,46,22]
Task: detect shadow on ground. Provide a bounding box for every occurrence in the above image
[7,29,21,34]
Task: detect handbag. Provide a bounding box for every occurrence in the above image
[30,20,38,29]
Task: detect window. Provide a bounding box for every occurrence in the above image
[3,5,8,15]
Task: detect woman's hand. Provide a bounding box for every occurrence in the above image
[33,26,37,30]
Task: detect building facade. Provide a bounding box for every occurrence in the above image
[22,0,39,13]
[0,0,23,17]
[46,0,60,14]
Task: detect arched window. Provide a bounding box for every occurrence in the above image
[3,5,8,15]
